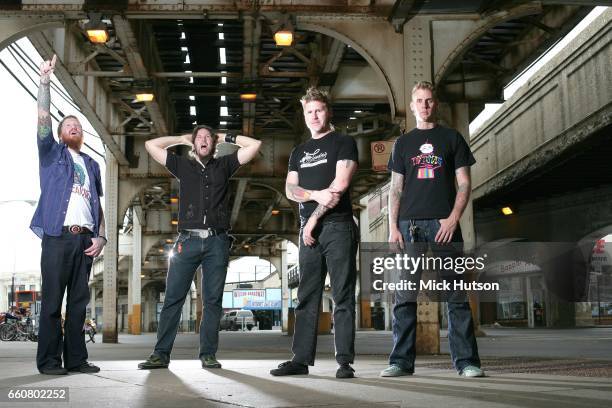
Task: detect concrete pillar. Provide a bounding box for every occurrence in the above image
[195,268,202,333]
[401,16,440,354]
[128,205,142,334]
[526,276,534,328]
[181,292,191,331]
[103,155,119,343]
[278,241,290,333]
[90,286,96,320]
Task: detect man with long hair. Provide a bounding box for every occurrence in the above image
[138,125,261,369]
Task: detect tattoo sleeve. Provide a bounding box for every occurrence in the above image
[37,74,52,141]
[388,172,404,230]
[309,204,329,221]
[450,167,471,218]
[286,183,312,202]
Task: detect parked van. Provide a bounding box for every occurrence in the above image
[220,310,256,331]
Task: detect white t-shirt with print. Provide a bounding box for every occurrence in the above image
[64,149,95,230]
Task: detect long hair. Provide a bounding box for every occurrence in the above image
[188,124,218,160]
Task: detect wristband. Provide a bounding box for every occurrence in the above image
[98,235,107,243]
[224,132,237,144]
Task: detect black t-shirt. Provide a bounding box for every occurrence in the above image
[288,131,358,223]
[165,151,240,230]
[387,126,475,220]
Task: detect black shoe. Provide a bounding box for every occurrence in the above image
[336,363,355,379]
[39,366,68,375]
[270,361,308,376]
[138,354,169,369]
[68,362,100,373]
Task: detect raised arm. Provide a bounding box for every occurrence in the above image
[144,134,191,166]
[37,55,56,150]
[435,166,471,243]
[225,134,262,165]
[388,170,404,248]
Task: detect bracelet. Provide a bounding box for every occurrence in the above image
[98,235,107,243]
[224,132,237,144]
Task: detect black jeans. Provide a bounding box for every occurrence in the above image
[37,233,93,370]
[291,220,358,366]
[389,219,481,372]
[153,232,230,361]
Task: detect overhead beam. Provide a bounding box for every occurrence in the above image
[29,31,129,166]
[112,16,171,136]
[230,179,248,227]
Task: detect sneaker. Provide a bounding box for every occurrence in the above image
[336,363,355,379]
[270,361,309,376]
[380,364,413,377]
[138,354,169,369]
[68,362,100,373]
[201,355,222,369]
[459,365,485,377]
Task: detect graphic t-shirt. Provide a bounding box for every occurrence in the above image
[288,131,358,223]
[387,126,475,220]
[64,149,94,229]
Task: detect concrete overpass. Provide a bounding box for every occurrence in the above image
[0,1,604,344]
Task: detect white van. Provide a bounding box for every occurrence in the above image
[220,310,256,331]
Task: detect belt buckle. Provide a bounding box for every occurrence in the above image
[69,225,82,234]
[198,230,210,239]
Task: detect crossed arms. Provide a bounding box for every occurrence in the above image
[286,159,357,246]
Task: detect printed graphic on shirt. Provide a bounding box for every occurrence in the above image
[299,149,328,168]
[411,142,444,179]
[72,162,91,200]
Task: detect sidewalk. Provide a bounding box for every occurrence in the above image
[0,329,611,407]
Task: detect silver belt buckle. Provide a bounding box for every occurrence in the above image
[198,229,210,239]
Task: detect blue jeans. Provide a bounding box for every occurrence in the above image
[389,219,481,373]
[291,220,358,366]
[153,232,230,361]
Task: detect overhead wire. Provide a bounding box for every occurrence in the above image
[0,55,106,160]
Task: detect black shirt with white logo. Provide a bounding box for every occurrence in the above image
[288,131,358,224]
[387,126,475,220]
[166,151,240,230]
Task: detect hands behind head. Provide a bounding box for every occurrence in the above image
[39,54,57,79]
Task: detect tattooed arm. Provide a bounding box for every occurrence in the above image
[285,171,340,208]
[301,159,357,246]
[388,170,404,247]
[435,166,471,243]
[37,55,56,155]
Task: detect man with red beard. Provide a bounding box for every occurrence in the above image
[31,55,106,375]
[138,125,261,370]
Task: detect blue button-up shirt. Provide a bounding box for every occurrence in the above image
[30,129,104,239]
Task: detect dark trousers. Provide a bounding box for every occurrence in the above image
[389,219,481,372]
[291,220,358,366]
[37,233,93,371]
[153,232,230,361]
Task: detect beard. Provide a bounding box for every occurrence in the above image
[62,134,84,151]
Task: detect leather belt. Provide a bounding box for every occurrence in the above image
[62,225,92,235]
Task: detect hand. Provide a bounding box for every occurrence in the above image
[39,54,56,79]
[312,188,340,208]
[216,133,226,144]
[84,237,106,257]
[435,217,458,243]
[388,227,404,250]
[302,217,318,246]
